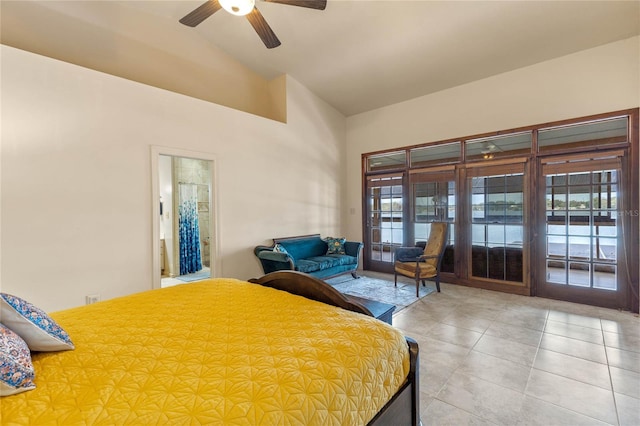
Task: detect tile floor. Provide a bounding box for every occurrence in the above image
[390,278,640,426]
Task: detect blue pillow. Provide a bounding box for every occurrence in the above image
[0,324,35,396]
[0,293,74,352]
[325,237,346,255]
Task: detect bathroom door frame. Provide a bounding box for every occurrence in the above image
[150,146,220,289]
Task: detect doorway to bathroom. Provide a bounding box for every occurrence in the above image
[151,147,218,289]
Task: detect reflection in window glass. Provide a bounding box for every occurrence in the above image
[367,151,406,172]
[538,117,627,152]
[466,133,532,161]
[470,173,524,282]
[411,142,461,167]
[412,178,456,272]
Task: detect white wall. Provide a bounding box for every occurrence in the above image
[344,36,640,242]
[1,45,345,312]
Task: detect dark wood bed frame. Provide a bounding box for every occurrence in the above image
[249,271,420,426]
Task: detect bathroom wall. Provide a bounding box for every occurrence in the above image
[173,157,211,270]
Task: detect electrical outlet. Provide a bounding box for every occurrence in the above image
[86,294,101,305]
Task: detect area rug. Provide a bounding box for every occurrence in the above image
[176,270,211,282]
[325,272,436,313]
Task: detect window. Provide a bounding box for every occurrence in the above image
[362,109,638,311]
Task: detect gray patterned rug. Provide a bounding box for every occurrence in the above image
[326,271,437,313]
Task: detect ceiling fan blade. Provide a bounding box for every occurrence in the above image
[245,7,281,49]
[179,0,223,27]
[264,0,326,10]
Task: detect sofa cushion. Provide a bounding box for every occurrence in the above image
[296,255,358,273]
[278,238,327,262]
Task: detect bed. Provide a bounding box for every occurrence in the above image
[1,271,419,425]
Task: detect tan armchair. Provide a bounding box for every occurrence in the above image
[394,222,449,297]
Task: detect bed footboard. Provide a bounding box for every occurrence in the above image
[249,270,374,316]
[250,271,421,426]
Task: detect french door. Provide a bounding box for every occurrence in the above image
[409,168,456,273]
[364,173,405,273]
[467,162,527,287]
[537,151,630,309]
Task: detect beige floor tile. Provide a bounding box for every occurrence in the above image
[422,399,496,426]
[525,369,617,424]
[604,330,640,353]
[437,371,525,425]
[610,366,640,399]
[473,334,538,367]
[600,316,640,334]
[369,273,640,425]
[504,304,549,319]
[533,348,611,390]
[440,312,493,333]
[494,310,548,331]
[484,322,543,348]
[614,392,640,426]
[515,396,613,426]
[547,310,603,330]
[419,392,434,420]
[458,351,531,393]
[426,323,483,349]
[539,333,607,364]
[449,304,503,321]
[606,346,640,373]
[544,320,604,344]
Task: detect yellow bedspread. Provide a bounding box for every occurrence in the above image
[1,279,410,425]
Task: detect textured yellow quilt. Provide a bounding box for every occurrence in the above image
[1,279,410,425]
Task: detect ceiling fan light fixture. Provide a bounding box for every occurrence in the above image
[219,0,255,16]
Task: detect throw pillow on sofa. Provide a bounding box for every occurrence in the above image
[325,237,346,255]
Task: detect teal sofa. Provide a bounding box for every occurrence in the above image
[254,234,363,279]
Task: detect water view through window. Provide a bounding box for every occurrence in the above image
[545,170,617,290]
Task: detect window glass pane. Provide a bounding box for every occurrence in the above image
[487,225,504,246]
[547,260,567,284]
[593,237,616,262]
[569,236,590,259]
[538,117,628,152]
[568,186,591,210]
[505,225,523,247]
[367,151,406,172]
[465,132,532,161]
[547,212,566,235]
[547,236,566,258]
[568,262,590,287]
[594,264,616,291]
[410,142,460,167]
[472,224,485,245]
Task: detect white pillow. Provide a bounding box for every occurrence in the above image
[0,293,74,352]
[0,324,36,396]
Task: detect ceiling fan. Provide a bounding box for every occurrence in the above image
[179,0,327,49]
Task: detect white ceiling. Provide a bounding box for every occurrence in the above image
[3,0,639,116]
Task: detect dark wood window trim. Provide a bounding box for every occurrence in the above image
[362,108,639,312]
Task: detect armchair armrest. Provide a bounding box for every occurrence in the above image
[417,254,438,261]
[394,247,423,262]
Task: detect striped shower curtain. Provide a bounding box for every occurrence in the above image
[178,183,202,275]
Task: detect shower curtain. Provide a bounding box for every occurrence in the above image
[178,183,202,275]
